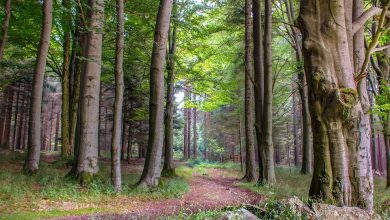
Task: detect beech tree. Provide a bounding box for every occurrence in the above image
[138,0,173,188]
[162,1,177,177]
[243,0,257,183]
[261,0,275,184]
[24,0,53,174]
[111,0,125,191]
[75,0,104,184]
[298,0,380,212]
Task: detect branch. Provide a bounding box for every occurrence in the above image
[352,7,389,34]
[372,44,390,53]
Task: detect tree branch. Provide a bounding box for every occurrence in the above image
[372,44,390,53]
[352,7,389,34]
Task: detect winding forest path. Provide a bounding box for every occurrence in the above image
[61,168,261,219]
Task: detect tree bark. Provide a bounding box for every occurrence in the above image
[193,102,197,159]
[110,0,124,191]
[162,6,177,176]
[2,88,13,148]
[261,0,275,184]
[299,0,374,211]
[75,0,104,184]
[12,82,21,151]
[138,0,173,188]
[61,0,72,158]
[252,0,264,183]
[24,0,53,174]
[0,0,11,61]
[243,0,257,183]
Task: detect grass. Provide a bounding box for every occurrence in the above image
[237,166,312,202]
[0,151,190,219]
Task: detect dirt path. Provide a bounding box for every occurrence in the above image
[60,169,261,219]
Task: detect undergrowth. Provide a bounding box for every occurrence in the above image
[0,151,189,219]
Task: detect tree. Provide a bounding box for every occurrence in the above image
[162,1,177,177]
[75,0,104,184]
[261,0,275,184]
[298,0,376,212]
[243,0,257,183]
[138,0,173,188]
[61,0,71,158]
[111,0,125,191]
[280,0,313,174]
[252,0,264,183]
[24,0,53,174]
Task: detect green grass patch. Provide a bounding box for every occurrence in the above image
[237,166,311,201]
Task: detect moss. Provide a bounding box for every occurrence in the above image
[78,171,95,185]
[337,88,358,109]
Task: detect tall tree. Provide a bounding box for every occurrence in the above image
[243,0,257,183]
[111,0,125,191]
[75,0,104,184]
[0,0,11,61]
[162,2,177,177]
[281,0,313,174]
[299,0,377,211]
[138,0,173,188]
[24,0,53,173]
[261,0,275,184]
[61,0,72,158]
[252,0,264,182]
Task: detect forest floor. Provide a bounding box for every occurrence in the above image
[1,150,390,219]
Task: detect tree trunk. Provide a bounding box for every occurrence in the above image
[75,0,104,184]
[12,82,21,151]
[243,0,257,183]
[24,0,53,174]
[162,6,177,176]
[252,0,264,183]
[111,0,124,191]
[0,0,11,61]
[69,24,82,155]
[193,104,197,159]
[292,89,300,167]
[55,110,60,151]
[299,0,374,211]
[261,0,275,184]
[353,0,374,211]
[183,98,188,159]
[138,0,173,188]
[2,88,12,148]
[61,0,72,158]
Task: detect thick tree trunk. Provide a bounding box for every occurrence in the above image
[243,0,257,183]
[138,0,173,188]
[299,0,373,211]
[61,0,72,158]
[252,0,264,183]
[261,0,275,184]
[0,0,11,61]
[75,0,104,184]
[110,0,124,191]
[162,9,177,176]
[24,0,53,174]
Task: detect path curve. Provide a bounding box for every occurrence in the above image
[59,170,261,219]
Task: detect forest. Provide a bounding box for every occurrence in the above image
[0,0,390,219]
